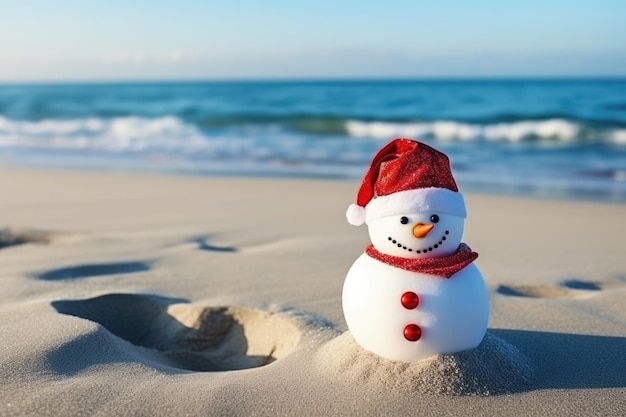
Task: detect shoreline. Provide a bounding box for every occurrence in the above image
[2,161,626,205]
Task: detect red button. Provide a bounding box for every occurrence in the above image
[401,291,419,309]
[403,324,422,341]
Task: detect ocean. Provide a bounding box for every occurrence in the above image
[1,79,625,201]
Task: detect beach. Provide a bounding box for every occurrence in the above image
[1,166,625,416]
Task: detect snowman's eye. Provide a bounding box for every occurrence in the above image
[400,216,409,224]
[430,214,440,223]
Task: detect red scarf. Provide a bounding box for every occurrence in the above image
[365,243,478,278]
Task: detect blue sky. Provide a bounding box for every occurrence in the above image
[1,0,625,81]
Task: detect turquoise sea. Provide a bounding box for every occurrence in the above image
[1,79,625,201]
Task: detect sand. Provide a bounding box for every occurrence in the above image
[0,167,625,416]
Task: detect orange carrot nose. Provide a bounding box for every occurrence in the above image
[413,223,434,238]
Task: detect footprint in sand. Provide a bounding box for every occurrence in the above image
[193,236,237,253]
[162,235,238,253]
[37,261,150,281]
[495,278,624,299]
[51,293,301,372]
[0,227,57,249]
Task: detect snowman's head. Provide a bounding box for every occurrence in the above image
[367,211,464,259]
[346,139,469,257]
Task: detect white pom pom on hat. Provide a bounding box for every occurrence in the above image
[346,138,466,226]
[346,203,366,226]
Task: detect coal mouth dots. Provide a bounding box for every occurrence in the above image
[388,230,450,254]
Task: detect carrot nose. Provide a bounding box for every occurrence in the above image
[413,223,434,238]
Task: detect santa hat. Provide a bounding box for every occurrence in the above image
[346,138,466,226]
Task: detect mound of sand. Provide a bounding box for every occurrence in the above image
[317,332,533,396]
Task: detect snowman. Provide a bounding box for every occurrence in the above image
[343,138,489,362]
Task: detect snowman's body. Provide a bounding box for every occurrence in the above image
[343,253,488,362]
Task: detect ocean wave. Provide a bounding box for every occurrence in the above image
[0,115,207,151]
[345,119,587,142]
[1,115,625,153]
[191,115,625,144]
[0,115,370,164]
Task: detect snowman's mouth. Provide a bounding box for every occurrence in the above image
[387,230,449,254]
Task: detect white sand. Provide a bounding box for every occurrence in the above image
[1,167,625,416]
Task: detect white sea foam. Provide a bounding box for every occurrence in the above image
[0,115,623,162]
[0,115,207,151]
[345,119,581,142]
[611,129,626,145]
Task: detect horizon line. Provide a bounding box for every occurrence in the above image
[1,75,626,86]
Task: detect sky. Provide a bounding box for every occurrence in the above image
[1,0,625,81]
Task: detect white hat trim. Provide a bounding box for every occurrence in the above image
[364,187,466,224]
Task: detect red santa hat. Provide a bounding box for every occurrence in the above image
[346,138,466,226]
